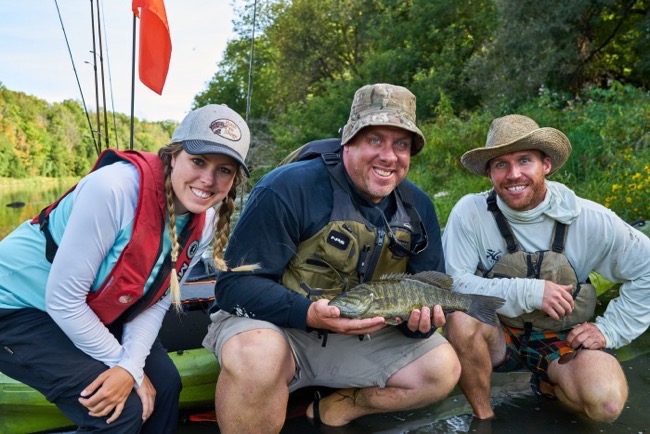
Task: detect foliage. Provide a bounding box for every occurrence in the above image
[3,0,650,225]
[603,148,650,221]
[404,83,650,226]
[199,0,648,127]
[466,0,650,109]
[0,86,176,178]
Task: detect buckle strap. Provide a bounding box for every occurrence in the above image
[551,222,567,253]
[321,152,340,166]
[37,206,59,263]
[487,190,518,253]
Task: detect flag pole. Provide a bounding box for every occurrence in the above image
[130,13,136,150]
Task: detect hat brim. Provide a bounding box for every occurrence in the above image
[183,139,250,176]
[341,112,426,156]
[460,128,571,177]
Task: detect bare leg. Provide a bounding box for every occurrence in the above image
[443,311,506,420]
[215,329,295,434]
[548,348,628,422]
[306,342,460,426]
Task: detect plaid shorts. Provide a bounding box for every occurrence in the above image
[493,324,574,385]
[494,323,616,398]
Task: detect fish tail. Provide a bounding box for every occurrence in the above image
[465,294,506,327]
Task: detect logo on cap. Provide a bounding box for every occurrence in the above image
[210,119,242,141]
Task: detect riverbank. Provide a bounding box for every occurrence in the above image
[0,176,78,189]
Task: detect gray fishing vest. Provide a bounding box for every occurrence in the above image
[477,191,597,331]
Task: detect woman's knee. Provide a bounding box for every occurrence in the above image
[58,392,143,433]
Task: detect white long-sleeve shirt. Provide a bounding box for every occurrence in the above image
[0,162,215,385]
[442,181,650,349]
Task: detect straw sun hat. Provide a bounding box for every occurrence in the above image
[461,114,572,177]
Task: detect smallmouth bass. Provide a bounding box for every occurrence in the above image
[328,271,505,327]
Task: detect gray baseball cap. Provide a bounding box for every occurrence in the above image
[171,104,251,175]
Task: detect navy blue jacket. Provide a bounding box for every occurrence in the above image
[214,155,445,334]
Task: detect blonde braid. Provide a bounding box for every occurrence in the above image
[211,169,260,272]
[212,188,236,271]
[159,143,184,312]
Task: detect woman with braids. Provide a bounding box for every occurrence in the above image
[0,104,254,433]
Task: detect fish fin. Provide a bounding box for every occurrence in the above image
[464,294,506,327]
[407,271,454,289]
[378,272,411,281]
[377,271,454,289]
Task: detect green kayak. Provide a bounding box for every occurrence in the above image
[0,348,219,433]
[0,278,219,434]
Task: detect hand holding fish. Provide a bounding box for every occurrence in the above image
[307,299,386,335]
[566,322,607,350]
[404,304,446,333]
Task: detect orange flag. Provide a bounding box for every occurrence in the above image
[132,0,171,94]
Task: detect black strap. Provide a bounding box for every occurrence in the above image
[37,207,59,263]
[486,190,518,253]
[299,281,324,298]
[551,222,567,253]
[321,152,340,166]
[318,330,329,347]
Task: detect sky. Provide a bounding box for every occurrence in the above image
[0,1,242,123]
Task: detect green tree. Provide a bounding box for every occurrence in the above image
[466,0,650,109]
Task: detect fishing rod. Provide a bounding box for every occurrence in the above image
[89,0,102,156]
[240,0,258,211]
[95,0,110,151]
[130,13,136,150]
[245,0,257,124]
[53,0,99,155]
[99,0,120,149]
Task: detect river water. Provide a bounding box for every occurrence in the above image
[2,182,649,433]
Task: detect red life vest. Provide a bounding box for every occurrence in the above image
[32,149,207,324]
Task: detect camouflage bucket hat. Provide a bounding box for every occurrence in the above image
[341,83,426,155]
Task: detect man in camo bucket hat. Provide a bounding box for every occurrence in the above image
[203,83,456,433]
[341,83,426,155]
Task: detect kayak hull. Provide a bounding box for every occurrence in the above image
[0,348,219,433]
[0,278,219,434]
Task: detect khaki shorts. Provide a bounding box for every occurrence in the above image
[203,310,448,392]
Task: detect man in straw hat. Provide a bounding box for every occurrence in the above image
[202,83,461,433]
[442,114,650,422]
